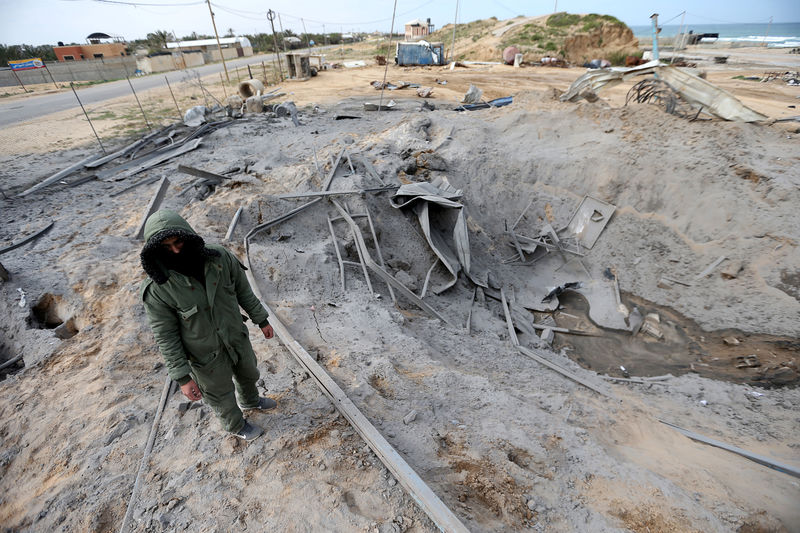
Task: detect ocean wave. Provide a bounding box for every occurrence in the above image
[716,36,798,43]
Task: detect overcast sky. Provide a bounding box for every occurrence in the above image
[1,0,798,46]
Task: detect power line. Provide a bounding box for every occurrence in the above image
[62,0,205,6]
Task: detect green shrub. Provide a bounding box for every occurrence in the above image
[607,50,630,65]
[544,41,557,51]
[547,12,581,27]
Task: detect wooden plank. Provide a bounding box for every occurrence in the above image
[517,345,616,399]
[659,420,800,479]
[242,242,469,533]
[134,177,171,240]
[224,206,244,242]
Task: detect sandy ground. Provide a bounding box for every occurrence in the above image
[0,46,799,533]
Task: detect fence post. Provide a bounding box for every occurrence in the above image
[70,82,106,154]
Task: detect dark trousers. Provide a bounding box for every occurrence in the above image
[190,345,260,433]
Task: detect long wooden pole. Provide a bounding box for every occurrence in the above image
[207,0,231,82]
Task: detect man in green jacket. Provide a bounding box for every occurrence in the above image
[140,209,275,441]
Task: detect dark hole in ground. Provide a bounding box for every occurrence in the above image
[550,291,799,388]
[29,293,63,329]
[0,343,24,379]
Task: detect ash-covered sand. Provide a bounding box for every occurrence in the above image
[0,89,798,533]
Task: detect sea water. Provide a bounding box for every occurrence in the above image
[630,22,800,48]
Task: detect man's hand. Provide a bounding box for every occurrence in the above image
[261,324,274,339]
[180,379,202,401]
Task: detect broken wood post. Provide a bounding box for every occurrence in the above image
[241,243,469,533]
[224,206,244,242]
[134,177,171,240]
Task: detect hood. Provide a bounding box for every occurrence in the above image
[140,209,220,284]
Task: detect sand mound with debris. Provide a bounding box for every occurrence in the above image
[1,89,798,532]
[431,13,638,64]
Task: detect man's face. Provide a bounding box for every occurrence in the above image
[160,236,184,255]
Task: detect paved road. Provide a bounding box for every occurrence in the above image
[0,51,290,127]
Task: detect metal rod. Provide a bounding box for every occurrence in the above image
[364,204,396,305]
[500,287,519,346]
[10,68,29,93]
[70,82,106,154]
[124,69,152,132]
[327,217,346,293]
[165,76,182,120]
[0,355,23,372]
[224,206,244,242]
[419,259,438,299]
[345,206,374,297]
[660,420,800,479]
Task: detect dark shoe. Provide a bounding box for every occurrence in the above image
[232,421,263,441]
[240,397,277,411]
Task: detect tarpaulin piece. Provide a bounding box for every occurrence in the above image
[391,177,485,293]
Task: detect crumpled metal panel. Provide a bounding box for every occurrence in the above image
[391,177,484,294]
[560,61,767,122]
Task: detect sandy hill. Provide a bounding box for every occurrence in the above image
[429,12,639,64]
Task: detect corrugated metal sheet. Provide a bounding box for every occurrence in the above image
[396,41,445,66]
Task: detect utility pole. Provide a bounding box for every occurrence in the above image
[267,9,285,81]
[277,12,289,53]
[301,18,310,49]
[207,0,230,82]
[650,13,660,61]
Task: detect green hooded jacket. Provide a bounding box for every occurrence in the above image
[139,210,268,384]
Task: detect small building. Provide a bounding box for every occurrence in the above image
[136,50,205,74]
[396,41,445,66]
[54,32,127,61]
[165,37,253,61]
[404,18,434,41]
